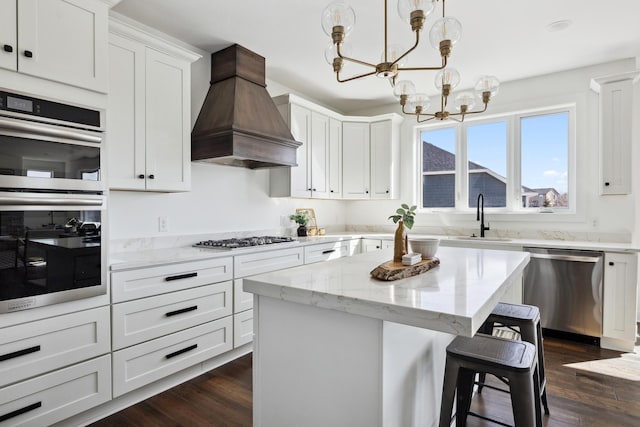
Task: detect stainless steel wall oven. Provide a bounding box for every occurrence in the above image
[0,90,106,313]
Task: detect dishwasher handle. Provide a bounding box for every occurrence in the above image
[528,252,601,263]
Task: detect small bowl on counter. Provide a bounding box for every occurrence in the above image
[409,237,440,259]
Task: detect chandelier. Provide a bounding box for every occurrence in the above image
[321,0,460,83]
[321,0,499,122]
[394,72,500,122]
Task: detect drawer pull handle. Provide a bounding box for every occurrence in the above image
[165,272,197,282]
[165,344,198,359]
[165,305,198,317]
[0,401,42,423]
[0,345,41,362]
[322,249,336,254]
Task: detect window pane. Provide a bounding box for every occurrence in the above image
[467,121,507,208]
[422,128,456,208]
[520,112,569,208]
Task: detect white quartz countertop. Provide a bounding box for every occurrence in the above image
[244,246,530,336]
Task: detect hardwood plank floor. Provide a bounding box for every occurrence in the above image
[91,337,640,426]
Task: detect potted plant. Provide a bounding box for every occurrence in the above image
[290,212,309,237]
[388,204,417,262]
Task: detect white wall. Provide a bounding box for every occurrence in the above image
[345,59,639,243]
[108,49,346,241]
[107,30,638,244]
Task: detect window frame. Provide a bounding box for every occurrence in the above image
[416,104,576,215]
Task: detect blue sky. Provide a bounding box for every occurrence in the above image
[422,112,569,193]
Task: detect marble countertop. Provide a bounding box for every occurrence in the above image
[109,232,637,271]
[244,246,530,336]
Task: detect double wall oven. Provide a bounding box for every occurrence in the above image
[0,90,106,313]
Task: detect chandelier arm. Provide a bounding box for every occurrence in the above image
[397,55,448,72]
[456,103,490,116]
[337,44,378,68]
[384,0,388,63]
[417,115,437,123]
[336,70,378,83]
[391,30,420,67]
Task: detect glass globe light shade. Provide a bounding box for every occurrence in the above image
[397,0,436,23]
[474,75,500,96]
[429,17,463,49]
[324,41,353,65]
[434,68,460,90]
[393,80,416,99]
[408,93,431,112]
[454,92,476,111]
[321,1,356,37]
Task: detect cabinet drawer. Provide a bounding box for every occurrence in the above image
[234,310,254,348]
[0,355,111,427]
[112,317,233,397]
[112,281,233,350]
[0,306,110,388]
[234,279,253,313]
[304,240,358,264]
[111,257,232,302]
[234,247,303,278]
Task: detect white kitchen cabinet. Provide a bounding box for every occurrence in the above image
[602,252,637,348]
[270,96,337,198]
[112,281,233,350]
[343,116,402,200]
[342,121,370,199]
[328,118,343,198]
[304,240,360,264]
[0,355,111,426]
[360,238,393,253]
[0,306,110,388]
[112,317,233,397]
[107,21,200,192]
[0,0,109,92]
[591,71,639,195]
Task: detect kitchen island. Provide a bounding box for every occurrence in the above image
[244,246,530,427]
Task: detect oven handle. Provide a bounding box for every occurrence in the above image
[0,195,103,206]
[0,116,102,143]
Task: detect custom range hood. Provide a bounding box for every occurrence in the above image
[192,44,302,169]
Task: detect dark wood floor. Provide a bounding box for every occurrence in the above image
[91,337,640,426]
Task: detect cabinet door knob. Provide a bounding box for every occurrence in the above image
[604,182,610,186]
[3,44,13,53]
[365,190,369,194]
[386,190,389,193]
[312,188,317,191]
[330,190,334,193]
[23,50,33,58]
[609,261,614,266]
[148,174,155,179]
[138,174,145,179]
[307,188,312,191]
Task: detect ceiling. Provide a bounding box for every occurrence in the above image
[113,0,640,114]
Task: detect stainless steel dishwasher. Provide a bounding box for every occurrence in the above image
[523,247,604,338]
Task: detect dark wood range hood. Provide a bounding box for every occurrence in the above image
[191,44,302,169]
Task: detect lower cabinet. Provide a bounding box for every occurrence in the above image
[304,239,360,264]
[602,252,638,346]
[360,238,393,253]
[112,317,232,397]
[0,355,111,426]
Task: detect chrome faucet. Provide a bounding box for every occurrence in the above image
[477,193,490,238]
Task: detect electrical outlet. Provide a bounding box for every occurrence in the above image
[158,216,168,232]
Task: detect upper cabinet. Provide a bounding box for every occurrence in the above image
[107,19,200,192]
[0,0,109,93]
[343,117,402,200]
[271,95,342,199]
[271,94,401,200]
[591,71,640,195]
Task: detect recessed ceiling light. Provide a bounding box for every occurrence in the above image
[546,20,573,32]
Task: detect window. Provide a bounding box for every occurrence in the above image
[419,107,572,212]
[520,112,569,209]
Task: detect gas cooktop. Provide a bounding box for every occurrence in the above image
[193,236,297,250]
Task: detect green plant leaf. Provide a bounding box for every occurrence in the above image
[396,208,405,215]
[401,203,409,210]
[405,218,414,229]
[410,205,417,211]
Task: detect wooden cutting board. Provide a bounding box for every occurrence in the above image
[370,257,440,281]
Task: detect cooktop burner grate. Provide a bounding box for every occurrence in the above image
[194,236,297,250]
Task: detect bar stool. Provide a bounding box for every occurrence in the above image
[478,302,550,415]
[439,334,542,427]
